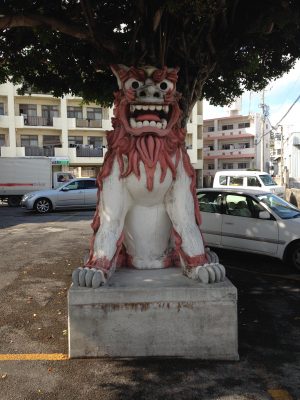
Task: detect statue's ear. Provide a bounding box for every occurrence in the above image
[110,64,129,89]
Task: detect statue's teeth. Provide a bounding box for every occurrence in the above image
[130,105,135,112]
[163,105,169,113]
[162,119,167,128]
[143,120,150,126]
[130,118,136,127]
[142,105,148,110]
[150,121,156,127]
[136,121,143,128]
[155,105,162,111]
[136,105,142,110]
[156,122,162,129]
[149,105,155,111]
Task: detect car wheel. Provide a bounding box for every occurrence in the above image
[34,198,52,214]
[287,242,300,272]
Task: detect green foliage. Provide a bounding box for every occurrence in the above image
[0,0,300,111]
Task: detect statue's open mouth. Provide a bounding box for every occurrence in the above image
[128,104,171,129]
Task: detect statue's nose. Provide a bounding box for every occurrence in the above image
[137,85,162,100]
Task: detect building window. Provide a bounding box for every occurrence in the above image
[88,136,103,148]
[19,104,37,117]
[223,163,234,169]
[208,163,214,170]
[42,105,60,123]
[238,163,248,169]
[207,126,214,132]
[222,144,232,150]
[0,103,4,115]
[238,122,250,128]
[0,134,5,146]
[68,136,83,147]
[21,135,38,147]
[87,107,102,120]
[67,106,83,119]
[222,124,233,130]
[43,135,61,147]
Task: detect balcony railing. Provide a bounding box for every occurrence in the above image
[24,116,53,126]
[75,118,102,128]
[204,147,255,159]
[76,146,103,157]
[24,146,55,156]
[204,127,253,139]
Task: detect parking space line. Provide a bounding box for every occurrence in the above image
[0,353,68,361]
[268,389,294,400]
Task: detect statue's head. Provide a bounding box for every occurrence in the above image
[111,65,181,137]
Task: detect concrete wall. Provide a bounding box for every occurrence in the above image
[286,188,300,208]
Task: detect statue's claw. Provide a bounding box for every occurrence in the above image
[185,263,226,284]
[72,267,106,288]
[205,247,219,264]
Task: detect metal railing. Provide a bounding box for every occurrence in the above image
[76,147,103,157]
[24,146,55,156]
[75,119,102,128]
[24,116,53,126]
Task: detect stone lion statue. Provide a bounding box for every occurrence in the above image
[72,65,225,288]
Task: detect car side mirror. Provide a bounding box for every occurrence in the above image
[259,210,271,219]
[61,187,69,192]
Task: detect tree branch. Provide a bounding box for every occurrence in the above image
[80,0,97,43]
[0,14,118,54]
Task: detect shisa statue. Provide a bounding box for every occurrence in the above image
[72,65,225,288]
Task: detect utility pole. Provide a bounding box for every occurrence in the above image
[259,91,269,172]
[279,125,284,186]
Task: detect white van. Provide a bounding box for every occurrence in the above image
[213,170,285,197]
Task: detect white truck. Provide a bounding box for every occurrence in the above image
[0,157,75,206]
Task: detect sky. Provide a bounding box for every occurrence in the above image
[203,59,300,136]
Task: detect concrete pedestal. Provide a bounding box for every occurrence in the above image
[68,268,238,359]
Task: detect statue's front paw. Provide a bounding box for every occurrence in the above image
[194,263,226,284]
[72,267,106,288]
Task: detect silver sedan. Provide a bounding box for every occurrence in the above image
[21,178,97,213]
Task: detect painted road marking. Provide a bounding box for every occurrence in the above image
[0,354,68,361]
[268,389,293,400]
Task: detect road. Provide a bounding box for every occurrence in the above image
[0,205,299,400]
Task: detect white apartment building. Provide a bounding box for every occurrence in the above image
[203,110,270,186]
[281,131,300,188]
[0,82,204,183]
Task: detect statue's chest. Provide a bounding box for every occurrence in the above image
[124,163,174,206]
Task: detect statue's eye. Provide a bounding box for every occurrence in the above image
[158,80,173,92]
[124,78,143,90]
[131,81,140,89]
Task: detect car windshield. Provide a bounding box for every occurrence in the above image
[257,193,300,219]
[259,174,277,186]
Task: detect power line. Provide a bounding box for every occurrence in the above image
[255,92,300,145]
[273,93,300,127]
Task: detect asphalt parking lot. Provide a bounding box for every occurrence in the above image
[0,204,299,400]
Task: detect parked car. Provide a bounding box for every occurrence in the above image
[197,188,300,271]
[21,178,97,213]
[213,170,284,197]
